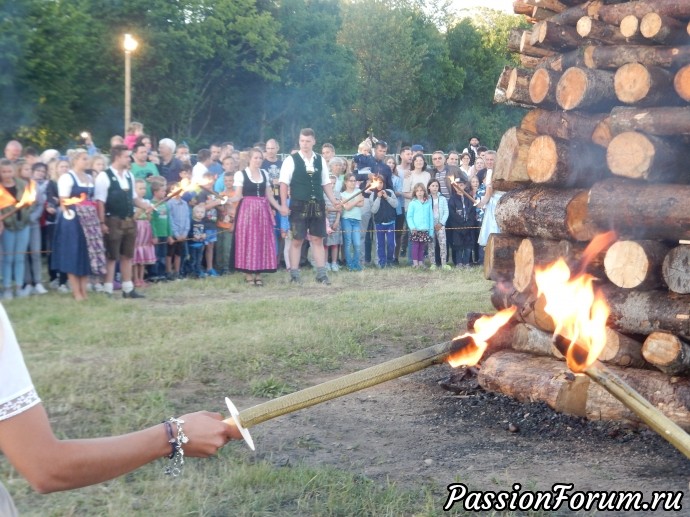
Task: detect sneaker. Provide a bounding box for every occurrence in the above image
[57,284,70,294]
[429,265,437,271]
[442,264,452,271]
[315,275,331,285]
[17,285,33,298]
[34,283,48,295]
[290,275,303,285]
[331,263,340,272]
[86,283,94,292]
[49,279,59,290]
[93,283,104,292]
[207,269,219,277]
[122,289,146,299]
[3,289,13,300]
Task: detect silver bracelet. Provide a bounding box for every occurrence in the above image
[164,417,189,476]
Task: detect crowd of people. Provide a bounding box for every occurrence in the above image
[0,126,499,299]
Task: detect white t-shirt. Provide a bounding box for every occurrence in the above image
[192,162,209,183]
[0,304,40,422]
[279,152,330,186]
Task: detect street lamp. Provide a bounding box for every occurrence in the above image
[123,33,139,133]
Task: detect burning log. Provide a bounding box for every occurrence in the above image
[608,105,690,135]
[662,245,690,294]
[520,108,610,146]
[526,134,608,186]
[495,186,598,241]
[640,12,689,45]
[513,323,566,358]
[604,240,670,290]
[484,233,523,281]
[556,67,617,110]
[494,126,536,185]
[642,331,690,375]
[583,44,690,70]
[613,62,680,106]
[588,179,690,240]
[601,284,690,339]
[597,0,690,26]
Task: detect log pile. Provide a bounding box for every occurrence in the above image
[482,0,690,429]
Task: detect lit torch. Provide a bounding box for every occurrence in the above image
[224,308,516,450]
[61,193,87,220]
[343,177,384,204]
[534,248,690,459]
[152,178,193,210]
[0,181,37,222]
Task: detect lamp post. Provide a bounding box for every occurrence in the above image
[123,33,139,133]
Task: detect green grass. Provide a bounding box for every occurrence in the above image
[1,266,500,516]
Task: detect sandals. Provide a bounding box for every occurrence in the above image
[254,278,264,287]
[245,277,254,285]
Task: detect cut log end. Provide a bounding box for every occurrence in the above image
[556,67,587,110]
[605,132,654,179]
[663,246,690,294]
[619,15,639,38]
[674,65,690,102]
[604,240,668,290]
[566,191,598,242]
[526,135,558,184]
[614,62,651,104]
[577,16,593,38]
[640,12,662,39]
[529,68,552,105]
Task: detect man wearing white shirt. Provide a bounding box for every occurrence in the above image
[279,128,340,285]
[192,148,212,183]
[95,144,151,298]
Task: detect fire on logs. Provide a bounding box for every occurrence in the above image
[485,0,690,434]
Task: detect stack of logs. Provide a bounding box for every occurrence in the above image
[480,0,690,428]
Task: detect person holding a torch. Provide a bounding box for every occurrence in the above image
[0,304,241,515]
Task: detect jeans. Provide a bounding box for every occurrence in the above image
[153,237,168,277]
[341,218,361,270]
[215,229,234,272]
[25,223,43,285]
[375,221,396,267]
[189,244,204,277]
[2,226,30,289]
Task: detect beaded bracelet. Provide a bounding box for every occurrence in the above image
[163,417,189,476]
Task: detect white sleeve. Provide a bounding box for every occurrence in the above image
[320,156,330,186]
[94,171,111,202]
[233,170,245,188]
[279,155,295,184]
[0,305,41,422]
[57,173,76,198]
[128,173,138,200]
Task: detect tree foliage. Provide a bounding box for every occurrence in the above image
[0,0,524,152]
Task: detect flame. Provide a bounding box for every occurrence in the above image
[0,188,16,210]
[447,307,517,367]
[366,178,384,192]
[15,180,36,209]
[63,193,87,206]
[535,258,609,372]
[575,230,617,275]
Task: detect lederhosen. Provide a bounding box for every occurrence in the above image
[288,152,327,238]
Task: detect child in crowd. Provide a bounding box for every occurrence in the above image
[368,173,398,268]
[324,173,342,271]
[166,182,190,280]
[150,181,173,281]
[215,172,236,275]
[447,178,478,268]
[197,171,220,276]
[470,175,485,265]
[277,190,291,269]
[353,139,376,177]
[124,121,144,150]
[405,182,433,269]
[340,173,364,271]
[22,162,48,295]
[189,204,207,278]
[132,179,156,287]
[427,178,450,270]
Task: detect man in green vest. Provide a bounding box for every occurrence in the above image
[279,128,341,285]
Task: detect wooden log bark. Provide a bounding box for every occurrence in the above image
[537,47,588,72]
[604,240,671,290]
[513,323,566,358]
[586,362,690,429]
[601,284,690,339]
[577,15,641,44]
[508,28,524,53]
[640,12,689,45]
[521,108,609,145]
[527,134,609,187]
[490,281,540,327]
[484,233,524,281]
[552,2,603,27]
[529,68,561,106]
[588,179,690,240]
[642,332,690,375]
[514,1,536,16]
[597,0,690,26]
[507,68,536,105]
[583,44,690,70]
[531,0,569,13]
[606,132,690,183]
[598,330,646,367]
[494,126,536,185]
[533,20,593,50]
[609,106,690,135]
[478,351,589,417]
[591,116,612,146]
[663,245,690,294]
[466,313,519,356]
[619,14,640,38]
[556,67,617,110]
[522,30,558,57]
[614,62,680,106]
[674,64,690,102]
[532,6,559,20]
[520,54,542,69]
[495,187,599,241]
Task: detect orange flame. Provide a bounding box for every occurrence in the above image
[447,307,517,367]
[63,193,87,206]
[574,230,617,275]
[366,178,384,192]
[15,180,36,209]
[0,188,16,210]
